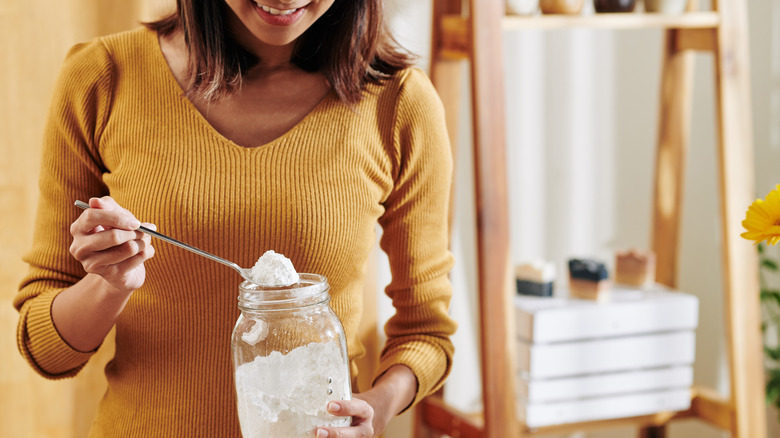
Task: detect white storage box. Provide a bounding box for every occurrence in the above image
[517,330,696,379]
[515,286,699,343]
[513,285,698,427]
[518,365,693,402]
[518,388,692,428]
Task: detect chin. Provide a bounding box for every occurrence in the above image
[256,33,301,47]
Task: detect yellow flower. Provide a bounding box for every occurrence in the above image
[742,184,780,246]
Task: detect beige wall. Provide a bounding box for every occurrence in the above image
[0,2,171,437]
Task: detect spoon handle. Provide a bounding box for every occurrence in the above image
[74,200,243,274]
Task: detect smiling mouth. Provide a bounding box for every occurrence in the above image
[255,3,303,15]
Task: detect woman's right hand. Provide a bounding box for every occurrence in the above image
[69,196,155,294]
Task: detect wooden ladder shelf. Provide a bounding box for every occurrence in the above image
[415,1,766,437]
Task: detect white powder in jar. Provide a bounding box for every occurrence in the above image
[248,250,300,287]
[234,340,351,437]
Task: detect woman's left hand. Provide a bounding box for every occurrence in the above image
[315,365,417,438]
[316,396,375,438]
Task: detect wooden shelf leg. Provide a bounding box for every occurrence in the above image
[468,0,517,437]
[416,0,464,433]
[651,28,695,290]
[713,1,767,437]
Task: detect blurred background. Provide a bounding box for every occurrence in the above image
[2,0,779,437]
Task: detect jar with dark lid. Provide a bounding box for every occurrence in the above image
[594,0,637,12]
[231,274,351,437]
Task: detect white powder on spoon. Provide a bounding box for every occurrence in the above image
[242,250,299,346]
[248,250,300,287]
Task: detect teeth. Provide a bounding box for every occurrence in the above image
[258,4,299,15]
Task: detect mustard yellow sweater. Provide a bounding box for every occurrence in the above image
[14,27,456,437]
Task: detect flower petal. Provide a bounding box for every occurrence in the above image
[742,184,780,245]
[763,186,780,217]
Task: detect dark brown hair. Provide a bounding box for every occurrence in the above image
[146,0,415,104]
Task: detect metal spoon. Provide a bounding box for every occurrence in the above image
[74,200,258,284]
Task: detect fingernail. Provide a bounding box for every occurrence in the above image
[129,219,141,229]
[328,402,340,413]
[316,429,329,438]
[146,223,157,231]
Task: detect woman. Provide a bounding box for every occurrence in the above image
[14,0,456,436]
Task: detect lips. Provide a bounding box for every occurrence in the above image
[253,2,307,25]
[257,4,299,15]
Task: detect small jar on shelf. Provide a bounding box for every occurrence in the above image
[507,0,539,16]
[539,0,584,15]
[644,0,690,14]
[594,0,637,13]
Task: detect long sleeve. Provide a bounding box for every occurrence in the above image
[13,39,114,378]
[375,69,457,407]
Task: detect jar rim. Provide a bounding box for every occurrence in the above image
[237,273,329,309]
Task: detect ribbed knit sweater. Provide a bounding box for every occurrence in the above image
[14,27,456,437]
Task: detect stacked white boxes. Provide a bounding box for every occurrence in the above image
[514,286,699,428]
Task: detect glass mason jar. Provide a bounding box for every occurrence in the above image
[231,274,352,437]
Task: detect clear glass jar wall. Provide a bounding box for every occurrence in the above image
[231,274,351,437]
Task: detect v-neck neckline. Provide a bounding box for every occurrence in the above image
[145,28,335,151]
